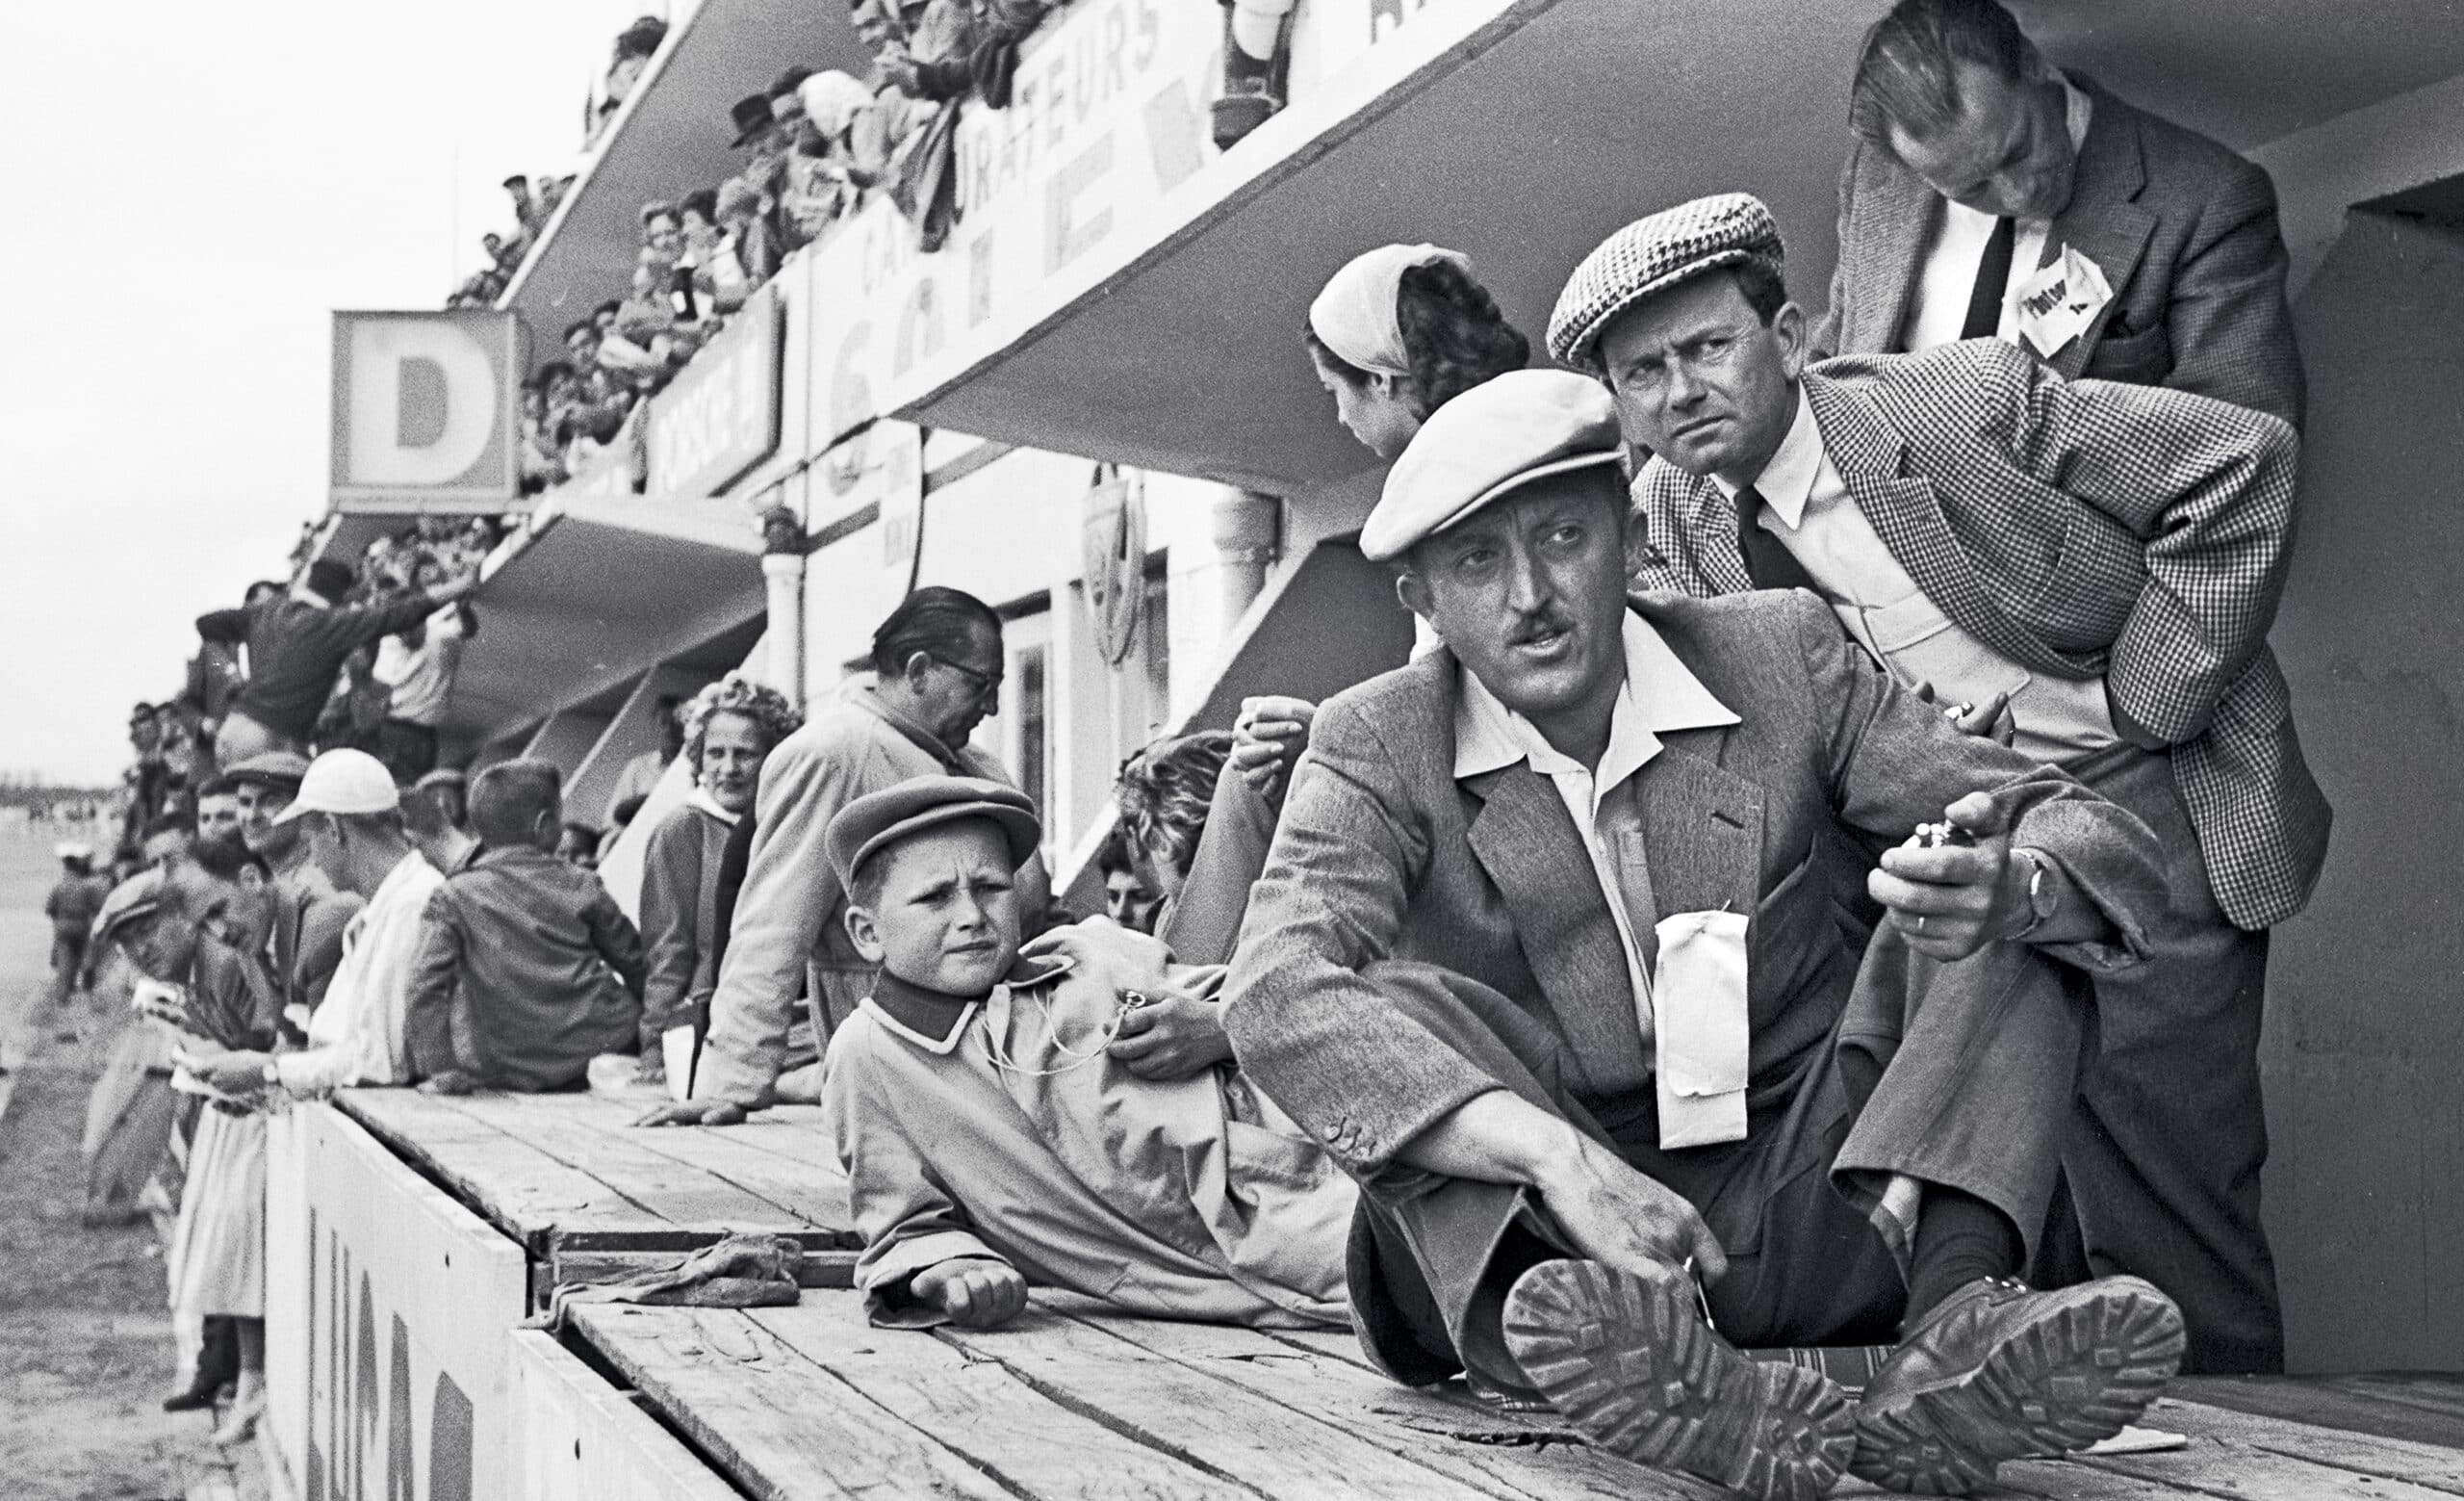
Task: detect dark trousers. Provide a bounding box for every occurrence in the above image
[1348,938,2088,1389]
[376,718,441,784]
[48,932,87,1005]
[2035,744,2281,1374]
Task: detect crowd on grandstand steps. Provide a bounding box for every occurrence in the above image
[57,0,2343,1490]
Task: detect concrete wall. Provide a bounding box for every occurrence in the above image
[2265,209,2464,1373]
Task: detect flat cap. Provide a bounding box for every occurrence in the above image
[223,750,311,790]
[91,867,167,947]
[412,768,468,792]
[1360,370,1624,562]
[1548,193,1785,373]
[826,776,1042,891]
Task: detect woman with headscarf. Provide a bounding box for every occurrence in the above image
[635,676,802,1089]
[1303,242,1530,459]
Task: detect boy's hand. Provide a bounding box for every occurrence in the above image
[1108,993,1233,1080]
[633,1099,749,1127]
[912,1259,1027,1329]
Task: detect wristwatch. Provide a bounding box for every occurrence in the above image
[262,1058,283,1093]
[2008,848,2057,942]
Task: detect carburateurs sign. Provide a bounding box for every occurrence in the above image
[330,311,525,511]
[646,284,784,499]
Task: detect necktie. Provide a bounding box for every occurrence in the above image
[1961,216,2016,341]
[1733,485,1821,594]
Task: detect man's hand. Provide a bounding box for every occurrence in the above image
[194,1049,274,1097]
[420,1070,478,1097]
[1531,1134,1730,1285]
[911,1259,1028,1329]
[1231,696,1317,803]
[1911,681,2015,747]
[1870,791,2033,962]
[425,574,477,607]
[1107,993,1233,1080]
[632,1099,749,1127]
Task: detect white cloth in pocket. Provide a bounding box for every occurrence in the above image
[1653,909,1751,1149]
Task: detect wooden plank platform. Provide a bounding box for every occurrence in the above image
[570,1292,2464,1501]
[334,1086,857,1304]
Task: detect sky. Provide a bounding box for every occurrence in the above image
[0,0,686,786]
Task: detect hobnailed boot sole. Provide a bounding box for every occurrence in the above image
[1853,1277,2187,1495]
[1502,1259,1855,1501]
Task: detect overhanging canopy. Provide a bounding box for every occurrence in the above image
[888,0,2464,496]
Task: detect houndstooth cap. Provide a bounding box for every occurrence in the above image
[1548,194,1786,374]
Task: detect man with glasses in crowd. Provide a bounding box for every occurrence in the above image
[639,586,1049,1126]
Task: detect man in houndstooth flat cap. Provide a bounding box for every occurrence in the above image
[1552,193,2325,1383]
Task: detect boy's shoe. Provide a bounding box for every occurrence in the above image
[1852,1275,2184,1494]
[1502,1258,1855,1501]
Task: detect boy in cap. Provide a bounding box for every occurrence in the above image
[404,760,644,1094]
[1551,194,2315,1377]
[1225,368,2182,1497]
[820,776,1353,1332]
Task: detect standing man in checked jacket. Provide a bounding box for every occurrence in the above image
[1552,194,2327,1373]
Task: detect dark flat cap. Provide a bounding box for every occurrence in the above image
[223,751,311,790]
[826,776,1041,890]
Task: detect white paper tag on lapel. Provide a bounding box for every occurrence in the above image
[1653,909,1751,1149]
[2013,245,2114,358]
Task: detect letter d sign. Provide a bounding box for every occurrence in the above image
[331,310,522,511]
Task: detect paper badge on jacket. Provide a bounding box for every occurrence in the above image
[2014,246,2115,358]
[1653,909,1751,1149]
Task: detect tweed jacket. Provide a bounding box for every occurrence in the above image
[1223,591,2166,1178]
[1814,79,2304,428]
[1631,341,2326,930]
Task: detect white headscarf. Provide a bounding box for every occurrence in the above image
[1307,244,1475,380]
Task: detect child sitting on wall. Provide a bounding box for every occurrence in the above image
[820,776,1355,1331]
[407,760,644,1093]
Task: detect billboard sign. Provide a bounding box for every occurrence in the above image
[330,310,525,512]
[645,285,784,500]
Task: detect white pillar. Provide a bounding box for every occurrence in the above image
[761,552,807,709]
[1168,487,1281,720]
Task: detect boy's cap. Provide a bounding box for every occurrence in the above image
[272,749,400,824]
[223,750,311,790]
[827,776,1041,891]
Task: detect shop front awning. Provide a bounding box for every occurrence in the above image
[438,492,767,746]
[876,0,2464,496]
[500,0,864,367]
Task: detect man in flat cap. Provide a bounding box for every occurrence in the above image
[1815,0,2301,428]
[1226,369,2181,1498]
[1551,193,2323,1377]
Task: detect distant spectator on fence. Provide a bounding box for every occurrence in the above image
[197,560,474,766]
[408,761,644,1094]
[597,14,670,137]
[404,768,478,876]
[638,678,802,1083]
[716,173,783,296]
[187,751,444,1099]
[503,174,545,239]
[44,844,110,1006]
[680,188,724,267]
[373,601,474,782]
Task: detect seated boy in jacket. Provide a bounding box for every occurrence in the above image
[820,776,1355,1331]
[408,759,644,1092]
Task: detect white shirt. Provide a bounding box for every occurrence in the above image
[1724,389,2116,763]
[274,851,445,1096]
[1451,611,1741,1055]
[1901,78,2095,353]
[373,606,468,728]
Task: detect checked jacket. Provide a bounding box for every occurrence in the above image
[1630,339,2328,930]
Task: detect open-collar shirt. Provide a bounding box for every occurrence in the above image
[1450,610,1740,1054]
[274,850,444,1096]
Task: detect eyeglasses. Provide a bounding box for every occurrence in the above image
[934,656,1003,701]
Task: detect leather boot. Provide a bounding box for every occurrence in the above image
[1503,1259,1855,1501]
[1853,1275,2184,1494]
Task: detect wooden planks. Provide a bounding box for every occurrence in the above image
[572,1292,2464,1501]
[335,1087,855,1259]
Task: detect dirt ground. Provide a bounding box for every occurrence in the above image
[0,821,265,1501]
